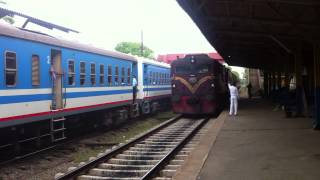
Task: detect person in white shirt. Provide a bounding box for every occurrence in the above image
[132,76,138,103]
[228,82,239,115]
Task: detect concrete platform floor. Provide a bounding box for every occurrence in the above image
[180,98,320,180]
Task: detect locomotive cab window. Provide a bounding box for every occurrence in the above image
[90,63,96,86]
[197,65,209,73]
[31,55,40,86]
[5,52,17,87]
[108,65,112,85]
[68,60,75,86]
[80,62,86,86]
[175,66,191,74]
[99,64,104,85]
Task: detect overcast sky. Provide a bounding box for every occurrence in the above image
[2,0,215,56]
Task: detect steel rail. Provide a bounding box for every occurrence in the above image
[56,114,182,180]
[141,117,209,180]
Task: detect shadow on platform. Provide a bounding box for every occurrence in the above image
[198,98,320,180]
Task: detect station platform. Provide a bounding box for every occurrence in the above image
[174,98,320,180]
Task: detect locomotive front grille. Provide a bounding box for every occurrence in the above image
[187,97,199,104]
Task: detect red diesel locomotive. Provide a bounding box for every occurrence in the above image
[171,54,233,115]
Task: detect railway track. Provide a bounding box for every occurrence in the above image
[55,115,209,180]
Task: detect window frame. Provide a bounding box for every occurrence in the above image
[121,67,125,84]
[5,51,18,87]
[149,71,152,85]
[99,64,105,85]
[107,65,112,86]
[90,62,96,86]
[79,61,86,86]
[31,54,40,86]
[115,66,119,84]
[156,72,159,85]
[153,72,156,84]
[67,60,76,86]
[127,67,131,85]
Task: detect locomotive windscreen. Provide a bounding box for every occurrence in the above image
[175,66,192,74]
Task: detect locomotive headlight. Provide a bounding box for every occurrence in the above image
[189,77,197,84]
[172,84,176,88]
[211,83,215,88]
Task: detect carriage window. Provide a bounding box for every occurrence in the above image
[68,60,75,86]
[149,72,152,84]
[80,62,86,85]
[121,67,125,84]
[115,66,119,84]
[161,73,164,84]
[197,65,209,73]
[175,66,191,74]
[90,63,96,86]
[108,65,112,85]
[99,64,104,85]
[167,74,169,84]
[127,68,131,85]
[31,55,40,86]
[153,72,156,84]
[5,52,17,86]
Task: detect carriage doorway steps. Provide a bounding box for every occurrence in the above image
[131,103,140,117]
[50,117,66,142]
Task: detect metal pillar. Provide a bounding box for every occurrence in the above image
[277,71,282,89]
[294,46,303,116]
[284,72,290,89]
[313,43,320,129]
[267,72,271,96]
[264,71,268,97]
[272,72,276,91]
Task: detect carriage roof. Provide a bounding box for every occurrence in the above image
[0,23,136,62]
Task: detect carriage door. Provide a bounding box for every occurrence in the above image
[51,49,63,110]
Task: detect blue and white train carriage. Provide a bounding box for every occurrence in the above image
[0,22,171,143]
[136,57,171,114]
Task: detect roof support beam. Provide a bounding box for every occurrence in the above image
[268,35,292,54]
[213,29,306,40]
[209,0,320,6]
[196,0,208,12]
[207,16,320,30]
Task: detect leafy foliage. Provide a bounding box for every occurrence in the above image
[115,42,154,59]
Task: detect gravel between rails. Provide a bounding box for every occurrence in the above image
[0,111,175,180]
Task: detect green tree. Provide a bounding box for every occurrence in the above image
[0,0,15,24]
[115,42,154,59]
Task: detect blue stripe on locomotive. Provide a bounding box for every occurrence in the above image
[0,35,136,90]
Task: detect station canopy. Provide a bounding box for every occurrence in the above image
[0,7,78,33]
[177,0,320,70]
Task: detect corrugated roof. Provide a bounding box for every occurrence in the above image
[0,7,79,33]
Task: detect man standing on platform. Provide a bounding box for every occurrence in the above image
[229,82,239,116]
